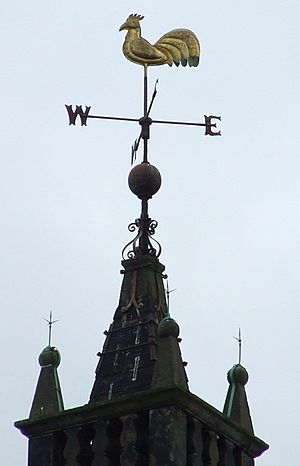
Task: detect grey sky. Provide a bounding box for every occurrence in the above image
[1,1,299,465]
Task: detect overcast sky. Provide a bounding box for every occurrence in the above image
[1,1,299,465]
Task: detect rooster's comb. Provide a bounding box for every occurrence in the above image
[126,13,144,22]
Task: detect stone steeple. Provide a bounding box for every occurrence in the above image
[89,253,169,402]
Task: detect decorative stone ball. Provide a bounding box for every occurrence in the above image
[39,346,61,368]
[227,364,249,385]
[158,317,180,338]
[128,163,161,199]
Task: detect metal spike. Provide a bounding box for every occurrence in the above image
[233,328,242,364]
[165,279,176,316]
[44,310,59,347]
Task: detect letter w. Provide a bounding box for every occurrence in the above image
[65,105,91,126]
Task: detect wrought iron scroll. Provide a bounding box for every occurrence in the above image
[122,216,161,260]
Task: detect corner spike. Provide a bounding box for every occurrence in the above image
[165,279,176,317]
[234,327,242,364]
[44,310,59,347]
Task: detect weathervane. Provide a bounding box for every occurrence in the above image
[66,14,221,260]
[44,310,59,347]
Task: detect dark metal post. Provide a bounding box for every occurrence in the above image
[139,199,149,255]
[143,66,148,163]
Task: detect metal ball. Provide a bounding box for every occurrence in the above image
[128,163,161,199]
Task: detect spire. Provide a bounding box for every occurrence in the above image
[89,159,169,402]
[223,363,254,435]
[89,252,168,402]
[29,346,64,419]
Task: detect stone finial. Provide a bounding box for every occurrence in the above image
[29,346,64,419]
[151,317,188,391]
[223,364,254,435]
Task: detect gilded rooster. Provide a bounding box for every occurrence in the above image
[119,14,200,68]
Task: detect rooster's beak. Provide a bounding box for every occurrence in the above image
[119,23,126,32]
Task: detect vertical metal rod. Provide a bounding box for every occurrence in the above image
[142,198,148,216]
[140,198,148,254]
[234,328,242,364]
[45,310,58,347]
[139,65,150,255]
[144,65,148,117]
[238,328,242,364]
[165,281,176,317]
[143,65,148,163]
[143,140,148,163]
[166,280,170,316]
[48,310,53,346]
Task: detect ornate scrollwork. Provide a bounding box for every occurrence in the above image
[122,215,161,260]
[148,234,162,258]
[128,220,140,232]
[148,219,158,235]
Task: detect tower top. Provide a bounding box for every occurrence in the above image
[15,16,268,466]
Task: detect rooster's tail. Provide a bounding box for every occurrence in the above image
[155,28,200,67]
